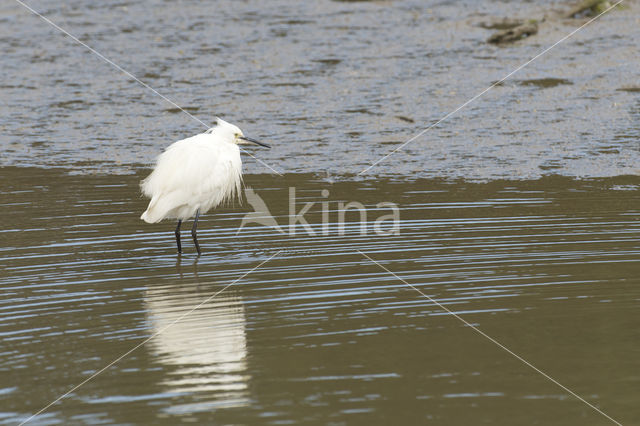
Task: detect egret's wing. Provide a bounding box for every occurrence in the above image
[140,134,242,221]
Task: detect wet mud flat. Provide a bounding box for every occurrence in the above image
[1,166,639,425]
[2,1,639,179]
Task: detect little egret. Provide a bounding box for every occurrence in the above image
[140,118,270,255]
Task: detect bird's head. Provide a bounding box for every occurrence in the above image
[206,117,270,148]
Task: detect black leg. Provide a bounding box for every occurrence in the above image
[175,220,182,254]
[192,209,201,256]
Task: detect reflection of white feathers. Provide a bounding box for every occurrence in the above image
[144,286,250,408]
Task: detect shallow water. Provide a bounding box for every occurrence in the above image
[2,168,640,425]
[1,0,640,425]
[1,0,639,179]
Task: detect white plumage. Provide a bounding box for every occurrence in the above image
[140,118,270,255]
[140,132,242,223]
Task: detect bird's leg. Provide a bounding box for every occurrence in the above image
[192,209,201,256]
[175,220,182,254]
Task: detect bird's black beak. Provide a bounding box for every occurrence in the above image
[239,136,271,148]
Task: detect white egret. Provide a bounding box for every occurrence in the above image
[140,118,270,255]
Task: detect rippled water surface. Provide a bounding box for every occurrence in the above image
[1,0,640,425]
[2,168,639,425]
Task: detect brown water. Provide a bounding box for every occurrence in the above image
[2,0,640,425]
[2,167,639,425]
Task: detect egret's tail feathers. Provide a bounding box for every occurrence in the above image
[141,205,163,224]
[140,209,159,224]
[140,193,183,223]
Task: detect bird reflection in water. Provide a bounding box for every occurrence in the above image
[144,280,250,410]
